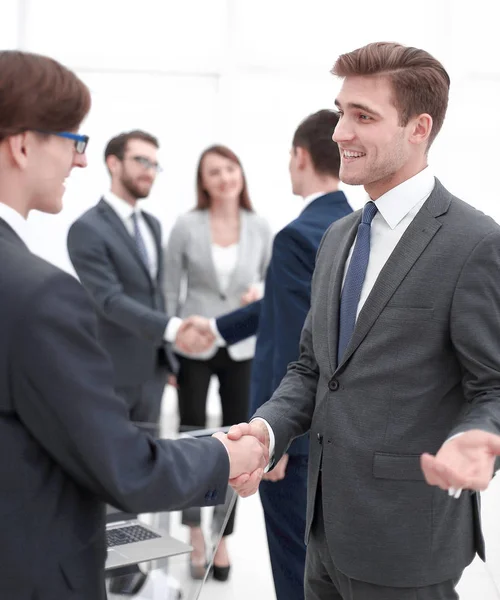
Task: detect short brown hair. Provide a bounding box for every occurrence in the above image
[195,145,253,211]
[0,50,91,141]
[292,110,341,177]
[331,42,450,147]
[104,130,159,163]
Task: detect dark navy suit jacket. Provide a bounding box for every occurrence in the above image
[216,191,352,455]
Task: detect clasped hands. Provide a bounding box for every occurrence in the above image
[174,315,214,354]
[174,285,261,355]
[212,420,272,497]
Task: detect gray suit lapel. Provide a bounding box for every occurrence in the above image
[200,210,223,295]
[98,199,152,282]
[336,179,450,370]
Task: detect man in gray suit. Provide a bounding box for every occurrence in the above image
[68,131,212,427]
[228,42,500,599]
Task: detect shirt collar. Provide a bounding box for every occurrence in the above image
[302,191,328,210]
[0,202,30,247]
[372,167,435,230]
[104,191,139,222]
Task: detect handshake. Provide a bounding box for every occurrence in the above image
[174,284,263,355]
[174,316,215,355]
[212,420,271,498]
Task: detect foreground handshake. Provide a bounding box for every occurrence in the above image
[213,420,271,498]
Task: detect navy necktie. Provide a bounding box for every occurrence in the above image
[337,201,378,362]
[130,212,150,271]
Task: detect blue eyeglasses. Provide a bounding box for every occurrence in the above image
[36,131,89,154]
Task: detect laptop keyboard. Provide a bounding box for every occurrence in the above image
[106,525,161,548]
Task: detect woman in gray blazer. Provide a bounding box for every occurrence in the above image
[163,145,272,580]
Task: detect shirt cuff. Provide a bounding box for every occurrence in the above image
[251,417,275,473]
[210,318,227,347]
[164,317,183,343]
[445,432,465,444]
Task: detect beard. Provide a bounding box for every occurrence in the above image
[120,173,152,200]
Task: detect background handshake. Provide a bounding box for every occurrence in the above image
[174,283,263,355]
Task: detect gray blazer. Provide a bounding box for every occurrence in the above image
[163,209,273,360]
[255,179,500,588]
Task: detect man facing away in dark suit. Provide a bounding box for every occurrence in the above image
[227,42,500,600]
[180,109,352,600]
[67,130,191,427]
[0,50,268,600]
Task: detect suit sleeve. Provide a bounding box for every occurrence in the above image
[259,218,274,281]
[67,220,168,344]
[449,230,500,437]
[163,217,187,317]
[269,228,313,393]
[215,300,262,345]
[12,272,229,514]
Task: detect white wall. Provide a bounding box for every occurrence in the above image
[1,0,498,272]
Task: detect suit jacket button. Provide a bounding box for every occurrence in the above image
[317,433,323,444]
[328,378,339,391]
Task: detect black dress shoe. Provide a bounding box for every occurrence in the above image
[108,565,148,596]
[212,564,231,582]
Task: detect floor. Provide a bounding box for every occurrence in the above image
[111,382,500,600]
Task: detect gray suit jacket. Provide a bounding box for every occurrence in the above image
[163,208,273,360]
[68,199,174,387]
[255,180,500,588]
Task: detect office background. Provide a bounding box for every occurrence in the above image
[0,0,497,272]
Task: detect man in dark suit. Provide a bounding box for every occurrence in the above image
[228,42,500,600]
[0,49,267,600]
[67,130,193,427]
[182,110,352,599]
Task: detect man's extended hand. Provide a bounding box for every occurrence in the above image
[226,421,270,496]
[175,316,214,354]
[421,429,500,494]
[212,432,268,495]
[263,453,288,482]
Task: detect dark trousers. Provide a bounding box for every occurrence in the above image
[177,348,252,537]
[259,454,308,600]
[116,364,167,428]
[305,487,461,600]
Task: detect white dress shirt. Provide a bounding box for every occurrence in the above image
[258,168,436,462]
[103,192,180,343]
[103,192,158,278]
[212,243,239,293]
[0,203,30,247]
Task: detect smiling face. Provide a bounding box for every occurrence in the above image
[333,75,431,199]
[200,152,244,204]
[27,131,87,214]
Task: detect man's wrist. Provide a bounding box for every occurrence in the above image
[165,317,182,342]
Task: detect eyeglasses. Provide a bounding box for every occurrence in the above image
[128,155,163,173]
[36,131,89,154]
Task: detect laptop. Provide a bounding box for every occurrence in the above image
[105,506,192,570]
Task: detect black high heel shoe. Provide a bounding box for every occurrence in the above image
[212,564,231,582]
